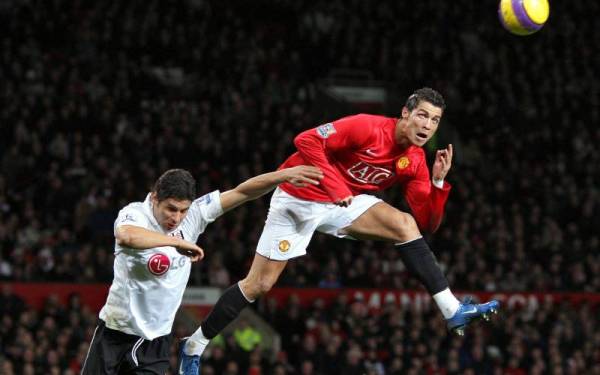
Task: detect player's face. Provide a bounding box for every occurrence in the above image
[151,195,192,231]
[402,101,443,147]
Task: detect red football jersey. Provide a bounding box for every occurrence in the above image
[279,114,451,232]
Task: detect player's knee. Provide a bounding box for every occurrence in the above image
[392,212,420,240]
[255,278,276,296]
[241,276,276,299]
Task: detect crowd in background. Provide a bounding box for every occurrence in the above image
[0,0,599,373]
[1,287,598,375]
[1,0,598,291]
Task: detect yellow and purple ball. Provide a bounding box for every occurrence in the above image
[498,0,550,35]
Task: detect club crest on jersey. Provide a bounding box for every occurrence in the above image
[396,156,410,170]
[278,240,291,252]
[120,213,136,223]
[147,253,171,276]
[347,162,393,185]
[170,230,184,240]
[196,193,212,205]
[316,123,336,139]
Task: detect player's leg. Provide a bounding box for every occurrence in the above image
[81,323,108,375]
[341,201,421,242]
[180,188,320,372]
[81,320,137,375]
[239,254,289,300]
[198,254,287,342]
[179,255,288,374]
[336,201,457,312]
[339,199,499,335]
[343,201,459,312]
[125,334,171,375]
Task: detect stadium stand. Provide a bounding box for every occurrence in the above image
[1,287,599,374]
[0,0,598,373]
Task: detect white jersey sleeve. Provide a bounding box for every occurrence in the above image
[114,203,151,235]
[180,190,223,242]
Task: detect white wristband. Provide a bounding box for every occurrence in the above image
[432,178,444,189]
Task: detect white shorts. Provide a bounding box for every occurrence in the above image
[256,187,382,260]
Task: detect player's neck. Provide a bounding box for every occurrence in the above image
[150,202,167,232]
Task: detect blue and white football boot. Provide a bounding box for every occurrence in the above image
[446,297,500,336]
[177,338,200,375]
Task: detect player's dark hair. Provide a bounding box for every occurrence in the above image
[153,169,196,202]
[405,87,446,111]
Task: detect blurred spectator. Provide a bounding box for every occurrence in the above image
[0,0,599,373]
[0,284,598,374]
[233,319,262,352]
[0,0,597,291]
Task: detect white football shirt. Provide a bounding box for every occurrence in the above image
[99,190,223,340]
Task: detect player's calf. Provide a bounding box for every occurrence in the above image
[395,237,449,295]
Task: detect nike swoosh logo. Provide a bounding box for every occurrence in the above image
[365,149,376,156]
[464,307,478,314]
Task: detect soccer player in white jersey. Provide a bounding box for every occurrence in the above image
[81,166,323,374]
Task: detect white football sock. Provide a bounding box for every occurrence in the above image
[433,288,460,319]
[184,327,210,356]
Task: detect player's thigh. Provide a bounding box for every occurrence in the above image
[343,201,420,242]
[256,188,321,261]
[80,325,106,375]
[81,322,126,375]
[124,361,169,374]
[126,335,171,375]
[243,253,288,289]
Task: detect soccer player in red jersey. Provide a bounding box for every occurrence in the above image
[179,88,499,374]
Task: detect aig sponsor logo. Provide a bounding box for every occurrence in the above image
[147,253,171,276]
[347,162,393,185]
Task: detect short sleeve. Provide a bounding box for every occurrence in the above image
[114,206,151,235]
[180,190,223,242]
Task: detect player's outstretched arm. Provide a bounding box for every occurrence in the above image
[219,165,323,213]
[115,225,204,261]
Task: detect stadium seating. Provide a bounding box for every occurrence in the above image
[0,0,598,373]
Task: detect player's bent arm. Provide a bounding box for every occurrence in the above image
[115,225,184,249]
[220,166,323,213]
[294,130,353,201]
[403,156,451,233]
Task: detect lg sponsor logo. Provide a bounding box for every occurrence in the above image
[147,253,171,276]
[147,252,188,276]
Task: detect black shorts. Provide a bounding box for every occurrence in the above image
[81,320,173,375]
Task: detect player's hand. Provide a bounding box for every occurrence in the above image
[334,195,353,207]
[432,144,453,182]
[282,165,324,187]
[175,240,205,262]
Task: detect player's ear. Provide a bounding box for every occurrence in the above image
[401,106,410,119]
[150,192,158,205]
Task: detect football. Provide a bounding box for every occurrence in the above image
[498,0,550,35]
